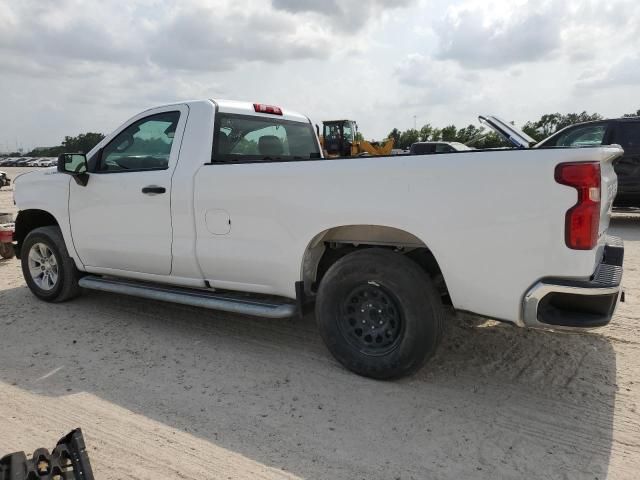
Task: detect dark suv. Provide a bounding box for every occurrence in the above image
[409,141,472,154]
[537,118,640,208]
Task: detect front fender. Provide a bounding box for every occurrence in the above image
[13,171,85,269]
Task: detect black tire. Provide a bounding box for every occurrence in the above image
[0,243,15,259]
[21,226,82,302]
[315,248,444,379]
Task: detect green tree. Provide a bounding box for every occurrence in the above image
[419,124,442,142]
[398,129,420,149]
[28,132,106,157]
[524,112,603,142]
[62,132,106,153]
[27,146,64,157]
[522,121,545,142]
[475,131,509,149]
[556,112,603,130]
[387,128,401,147]
[533,113,562,137]
[440,125,457,141]
[454,124,484,144]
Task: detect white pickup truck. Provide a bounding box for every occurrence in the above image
[13,99,625,379]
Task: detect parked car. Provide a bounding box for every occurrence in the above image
[12,100,624,379]
[0,170,9,189]
[15,158,31,166]
[480,115,640,208]
[538,118,640,207]
[410,141,472,154]
[39,158,57,167]
[0,158,18,166]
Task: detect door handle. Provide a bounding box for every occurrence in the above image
[142,186,166,195]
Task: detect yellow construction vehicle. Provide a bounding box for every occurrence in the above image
[320,120,394,157]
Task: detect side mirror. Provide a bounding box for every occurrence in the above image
[57,153,89,186]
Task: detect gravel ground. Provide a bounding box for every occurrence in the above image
[0,167,639,479]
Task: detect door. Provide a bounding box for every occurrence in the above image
[69,106,188,275]
[611,122,640,203]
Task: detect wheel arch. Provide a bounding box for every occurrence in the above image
[300,224,451,304]
[14,209,61,257]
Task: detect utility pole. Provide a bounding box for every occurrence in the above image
[413,115,417,130]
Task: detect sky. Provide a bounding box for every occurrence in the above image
[1,0,639,151]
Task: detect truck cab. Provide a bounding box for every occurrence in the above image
[322,120,357,157]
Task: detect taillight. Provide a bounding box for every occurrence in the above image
[555,161,601,250]
[253,103,283,115]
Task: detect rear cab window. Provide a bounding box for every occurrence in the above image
[212,113,321,163]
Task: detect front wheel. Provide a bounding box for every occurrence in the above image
[315,248,444,379]
[21,226,82,302]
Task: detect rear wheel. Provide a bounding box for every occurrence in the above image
[315,248,444,379]
[21,226,82,302]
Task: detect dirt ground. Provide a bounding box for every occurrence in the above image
[1,167,639,479]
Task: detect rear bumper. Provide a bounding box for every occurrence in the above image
[522,236,624,329]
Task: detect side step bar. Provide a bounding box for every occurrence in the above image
[78,276,297,319]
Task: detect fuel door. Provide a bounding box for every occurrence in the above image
[205,209,231,235]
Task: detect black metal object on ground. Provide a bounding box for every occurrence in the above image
[0,429,94,480]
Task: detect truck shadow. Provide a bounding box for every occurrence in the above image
[4,214,636,479]
[0,281,618,479]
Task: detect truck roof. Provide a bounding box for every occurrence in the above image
[215,99,310,124]
[141,99,310,124]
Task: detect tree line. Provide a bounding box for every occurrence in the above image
[386,109,640,150]
[1,132,105,157]
[4,108,640,158]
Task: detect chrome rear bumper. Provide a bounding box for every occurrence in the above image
[522,236,624,329]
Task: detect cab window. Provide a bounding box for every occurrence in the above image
[342,123,354,142]
[99,111,180,172]
[213,113,321,162]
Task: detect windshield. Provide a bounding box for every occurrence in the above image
[213,113,320,162]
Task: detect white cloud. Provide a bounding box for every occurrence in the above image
[577,55,640,90]
[0,0,639,151]
[271,0,414,31]
[433,0,565,68]
[394,54,480,105]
